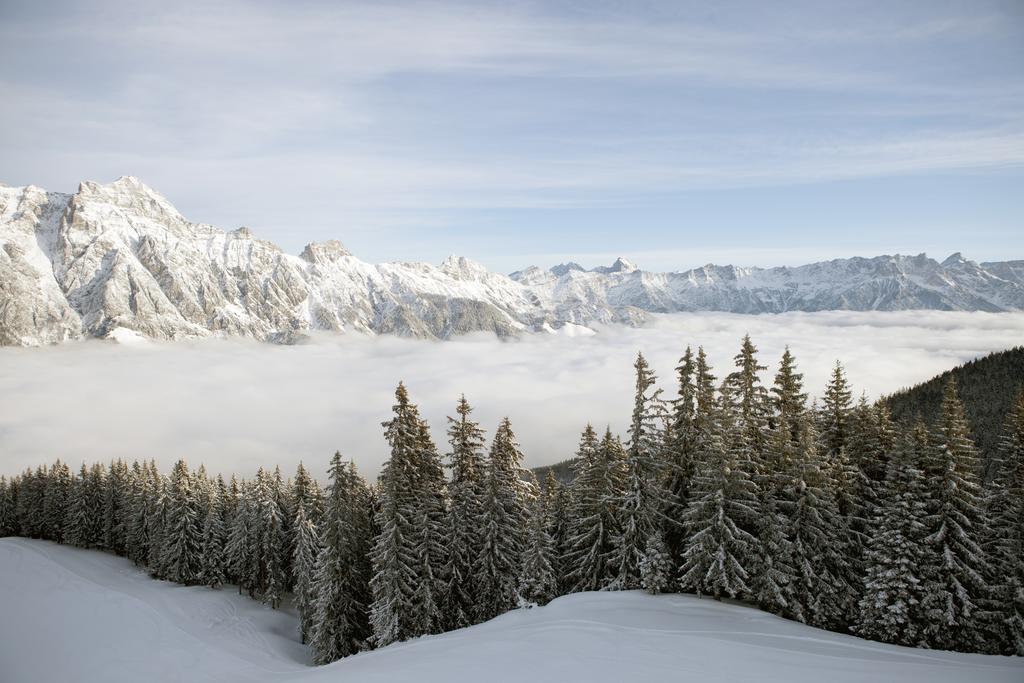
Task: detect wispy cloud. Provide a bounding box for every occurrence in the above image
[1,0,1021,265]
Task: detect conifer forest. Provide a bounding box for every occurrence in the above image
[2,337,1023,661]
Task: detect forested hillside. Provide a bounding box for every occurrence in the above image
[883,347,1024,480]
[537,346,1024,484]
[3,338,1024,663]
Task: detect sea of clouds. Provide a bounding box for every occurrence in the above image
[1,311,1022,480]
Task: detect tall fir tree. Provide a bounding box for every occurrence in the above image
[784,414,850,629]
[919,379,991,652]
[475,417,530,620]
[370,383,447,646]
[43,460,71,543]
[857,423,929,645]
[103,460,129,554]
[161,460,203,585]
[679,381,759,599]
[198,475,228,589]
[0,476,12,537]
[664,347,698,563]
[310,455,373,663]
[564,425,625,592]
[985,392,1024,654]
[519,472,557,605]
[611,352,671,590]
[293,502,321,645]
[442,395,487,629]
[225,480,256,596]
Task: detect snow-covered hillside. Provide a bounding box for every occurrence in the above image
[2,177,1023,346]
[1,538,1019,683]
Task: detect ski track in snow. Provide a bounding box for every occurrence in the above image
[1,538,1021,683]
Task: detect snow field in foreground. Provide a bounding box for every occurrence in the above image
[0,538,1020,683]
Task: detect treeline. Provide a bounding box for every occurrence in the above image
[883,346,1024,481]
[1,337,1022,661]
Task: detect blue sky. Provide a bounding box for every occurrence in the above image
[1,0,1022,272]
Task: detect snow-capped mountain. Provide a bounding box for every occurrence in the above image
[1,176,1022,346]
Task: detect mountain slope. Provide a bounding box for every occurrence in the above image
[3,176,1023,346]
[883,346,1024,480]
[535,347,1024,484]
[2,538,1020,683]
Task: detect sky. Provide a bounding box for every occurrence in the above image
[1,0,1022,272]
[2,311,1022,479]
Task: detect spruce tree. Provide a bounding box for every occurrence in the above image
[310,455,372,662]
[519,473,557,606]
[679,382,759,599]
[857,424,929,645]
[784,415,849,629]
[564,425,624,592]
[442,395,487,629]
[198,475,228,589]
[161,460,203,585]
[254,467,288,607]
[543,471,571,594]
[43,460,71,543]
[103,460,129,554]
[986,392,1024,654]
[64,463,102,548]
[475,417,530,620]
[611,352,671,590]
[293,502,321,645]
[225,480,256,596]
[0,476,12,537]
[145,461,168,576]
[370,383,447,646]
[726,335,770,458]
[664,347,698,562]
[919,379,990,651]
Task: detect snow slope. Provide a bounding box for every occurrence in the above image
[1,538,1020,683]
[2,177,1024,346]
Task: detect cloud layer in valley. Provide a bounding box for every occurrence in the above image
[1,311,1022,480]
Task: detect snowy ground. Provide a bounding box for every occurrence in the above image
[1,538,1020,683]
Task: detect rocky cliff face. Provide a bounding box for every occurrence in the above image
[1,176,1021,346]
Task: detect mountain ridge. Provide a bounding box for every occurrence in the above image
[2,176,1023,346]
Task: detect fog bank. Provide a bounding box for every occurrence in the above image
[2,311,1022,480]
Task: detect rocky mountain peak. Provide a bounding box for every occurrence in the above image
[300,240,352,264]
[593,257,638,274]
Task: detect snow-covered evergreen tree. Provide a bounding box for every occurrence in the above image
[161,459,203,585]
[520,472,557,606]
[310,455,372,662]
[679,381,759,599]
[225,480,256,596]
[856,423,929,645]
[103,460,129,554]
[42,460,71,543]
[145,461,168,576]
[0,476,13,537]
[442,395,487,629]
[611,352,671,590]
[726,335,770,459]
[64,463,103,548]
[918,379,991,652]
[784,414,850,629]
[564,425,625,592]
[254,467,288,608]
[370,383,447,646]
[475,417,530,620]
[543,470,571,594]
[198,475,228,589]
[293,502,321,645]
[664,347,698,562]
[986,391,1024,654]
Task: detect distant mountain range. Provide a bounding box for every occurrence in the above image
[2,176,1022,346]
